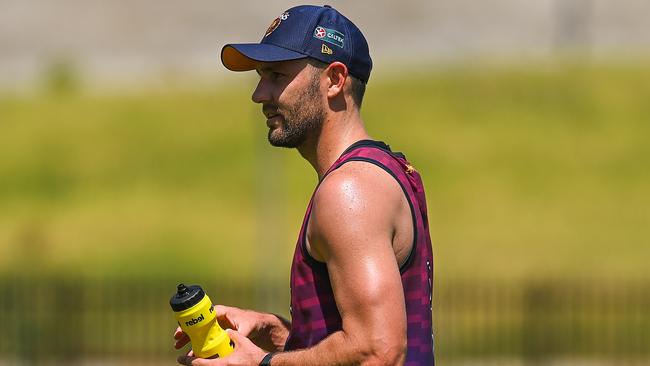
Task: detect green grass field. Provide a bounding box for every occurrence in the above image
[1,62,649,281]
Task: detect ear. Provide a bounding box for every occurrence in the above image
[324,62,348,99]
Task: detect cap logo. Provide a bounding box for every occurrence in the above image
[314,27,326,39]
[264,11,290,38]
[313,25,345,48]
[321,44,333,55]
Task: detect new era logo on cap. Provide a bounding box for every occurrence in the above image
[321,44,333,55]
[221,5,372,83]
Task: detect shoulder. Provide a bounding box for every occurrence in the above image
[307,161,404,260]
[314,161,403,215]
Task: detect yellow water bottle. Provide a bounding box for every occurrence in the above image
[170,283,235,358]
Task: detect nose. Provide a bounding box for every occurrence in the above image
[251,78,271,104]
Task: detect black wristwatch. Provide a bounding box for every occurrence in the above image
[259,352,276,366]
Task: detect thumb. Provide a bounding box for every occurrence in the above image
[191,358,211,366]
[215,305,236,330]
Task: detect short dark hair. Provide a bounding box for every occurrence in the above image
[308,59,367,108]
[348,76,366,108]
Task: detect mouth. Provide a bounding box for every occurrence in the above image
[264,110,282,128]
[266,117,281,129]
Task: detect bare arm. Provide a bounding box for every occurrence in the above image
[272,162,408,365]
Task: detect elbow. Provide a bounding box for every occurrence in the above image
[383,339,407,366]
[361,338,407,366]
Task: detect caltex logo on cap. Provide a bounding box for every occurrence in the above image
[313,25,345,48]
[314,26,326,39]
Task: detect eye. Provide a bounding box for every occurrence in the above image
[258,69,285,82]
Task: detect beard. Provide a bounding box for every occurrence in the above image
[266,72,325,148]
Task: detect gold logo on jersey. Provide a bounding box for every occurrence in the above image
[405,164,416,174]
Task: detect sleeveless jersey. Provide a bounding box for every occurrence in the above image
[284,140,435,365]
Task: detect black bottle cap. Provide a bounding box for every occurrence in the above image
[170,283,205,312]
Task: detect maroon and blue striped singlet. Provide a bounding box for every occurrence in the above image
[284,140,435,365]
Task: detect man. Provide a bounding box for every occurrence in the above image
[174,5,434,366]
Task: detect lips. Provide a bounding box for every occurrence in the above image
[265,116,277,128]
[263,106,282,127]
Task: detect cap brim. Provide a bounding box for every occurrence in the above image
[221,43,308,72]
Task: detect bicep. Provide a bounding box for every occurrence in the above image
[327,232,406,345]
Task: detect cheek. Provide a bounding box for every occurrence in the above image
[276,90,297,111]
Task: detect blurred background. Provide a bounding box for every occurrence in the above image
[1,0,649,365]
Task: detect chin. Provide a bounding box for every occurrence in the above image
[268,133,303,148]
[268,131,289,148]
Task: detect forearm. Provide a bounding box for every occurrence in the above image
[269,330,403,366]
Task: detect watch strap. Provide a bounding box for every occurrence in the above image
[259,352,276,366]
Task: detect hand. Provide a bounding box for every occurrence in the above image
[173,305,258,350]
[177,329,266,366]
[174,326,190,350]
[214,305,289,352]
[173,305,289,353]
[213,305,263,338]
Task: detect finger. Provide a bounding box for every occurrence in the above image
[177,355,194,366]
[192,358,213,366]
[214,305,236,329]
[174,333,190,349]
[174,327,185,339]
[226,329,246,345]
[214,305,229,316]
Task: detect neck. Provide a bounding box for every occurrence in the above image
[297,108,370,179]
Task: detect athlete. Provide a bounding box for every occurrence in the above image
[174,5,434,366]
